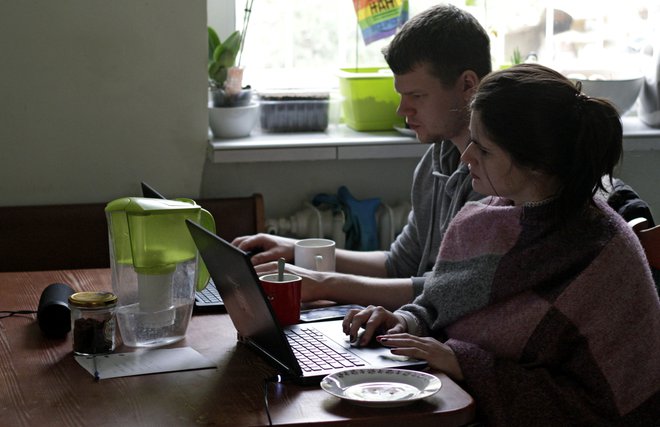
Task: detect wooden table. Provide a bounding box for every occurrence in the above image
[0,269,475,426]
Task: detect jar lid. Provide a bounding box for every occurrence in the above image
[68,291,117,308]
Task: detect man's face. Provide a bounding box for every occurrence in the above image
[394,63,471,145]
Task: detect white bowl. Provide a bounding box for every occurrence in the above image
[566,71,644,114]
[209,102,259,138]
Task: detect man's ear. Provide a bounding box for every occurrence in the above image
[460,70,480,101]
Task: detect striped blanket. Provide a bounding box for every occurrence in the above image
[397,197,660,425]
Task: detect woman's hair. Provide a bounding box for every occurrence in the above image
[470,63,623,218]
[383,4,491,86]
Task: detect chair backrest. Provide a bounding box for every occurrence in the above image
[0,194,265,272]
[629,217,660,270]
[198,194,266,241]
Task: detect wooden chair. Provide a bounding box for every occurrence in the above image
[629,217,660,270]
[198,194,266,241]
[0,194,265,272]
[629,217,660,295]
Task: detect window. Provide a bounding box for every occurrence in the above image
[208,1,659,91]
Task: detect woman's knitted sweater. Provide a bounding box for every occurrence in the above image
[396,197,660,426]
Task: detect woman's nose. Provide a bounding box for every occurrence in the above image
[461,142,475,163]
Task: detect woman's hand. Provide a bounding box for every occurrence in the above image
[232,233,297,265]
[378,333,464,381]
[341,305,407,347]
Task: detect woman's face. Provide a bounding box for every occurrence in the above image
[462,111,557,205]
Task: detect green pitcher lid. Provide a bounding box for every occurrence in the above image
[105,197,199,214]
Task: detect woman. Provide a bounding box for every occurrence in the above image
[343,64,660,425]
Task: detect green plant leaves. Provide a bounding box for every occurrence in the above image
[208,27,220,61]
[217,49,237,68]
[207,28,243,87]
[223,31,242,56]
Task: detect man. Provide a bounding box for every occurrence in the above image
[233,4,491,310]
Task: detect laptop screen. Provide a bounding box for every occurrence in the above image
[185,219,300,376]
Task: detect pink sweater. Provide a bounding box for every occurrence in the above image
[398,197,660,425]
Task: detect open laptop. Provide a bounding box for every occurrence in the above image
[185,219,426,384]
[140,181,225,311]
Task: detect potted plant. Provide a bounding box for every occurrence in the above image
[208,27,252,107]
[207,27,258,138]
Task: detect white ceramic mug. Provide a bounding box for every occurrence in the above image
[294,238,336,272]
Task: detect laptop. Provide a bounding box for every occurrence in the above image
[185,219,426,384]
[140,181,225,311]
[140,181,167,200]
[193,280,225,311]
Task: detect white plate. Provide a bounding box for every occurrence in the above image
[393,125,416,137]
[320,368,441,408]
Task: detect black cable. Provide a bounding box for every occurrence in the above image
[263,374,289,426]
[0,310,37,319]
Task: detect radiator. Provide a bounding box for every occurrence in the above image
[266,201,411,250]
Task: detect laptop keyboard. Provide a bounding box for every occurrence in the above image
[285,327,366,372]
[195,280,223,306]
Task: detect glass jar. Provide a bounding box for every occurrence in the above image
[68,291,118,356]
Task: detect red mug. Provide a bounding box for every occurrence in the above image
[259,273,302,326]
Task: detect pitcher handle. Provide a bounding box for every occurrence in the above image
[196,208,216,291]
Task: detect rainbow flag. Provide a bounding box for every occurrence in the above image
[353,0,409,45]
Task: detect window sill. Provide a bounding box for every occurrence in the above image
[207,117,660,164]
[207,124,426,163]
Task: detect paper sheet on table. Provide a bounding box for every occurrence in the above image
[74,347,216,380]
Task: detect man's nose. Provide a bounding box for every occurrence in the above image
[396,99,411,117]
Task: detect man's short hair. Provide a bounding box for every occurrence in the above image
[383,4,491,85]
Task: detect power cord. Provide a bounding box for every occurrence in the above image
[0,310,37,319]
[263,374,290,426]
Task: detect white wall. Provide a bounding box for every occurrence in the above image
[0,0,207,206]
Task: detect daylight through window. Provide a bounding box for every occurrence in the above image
[207,1,659,92]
